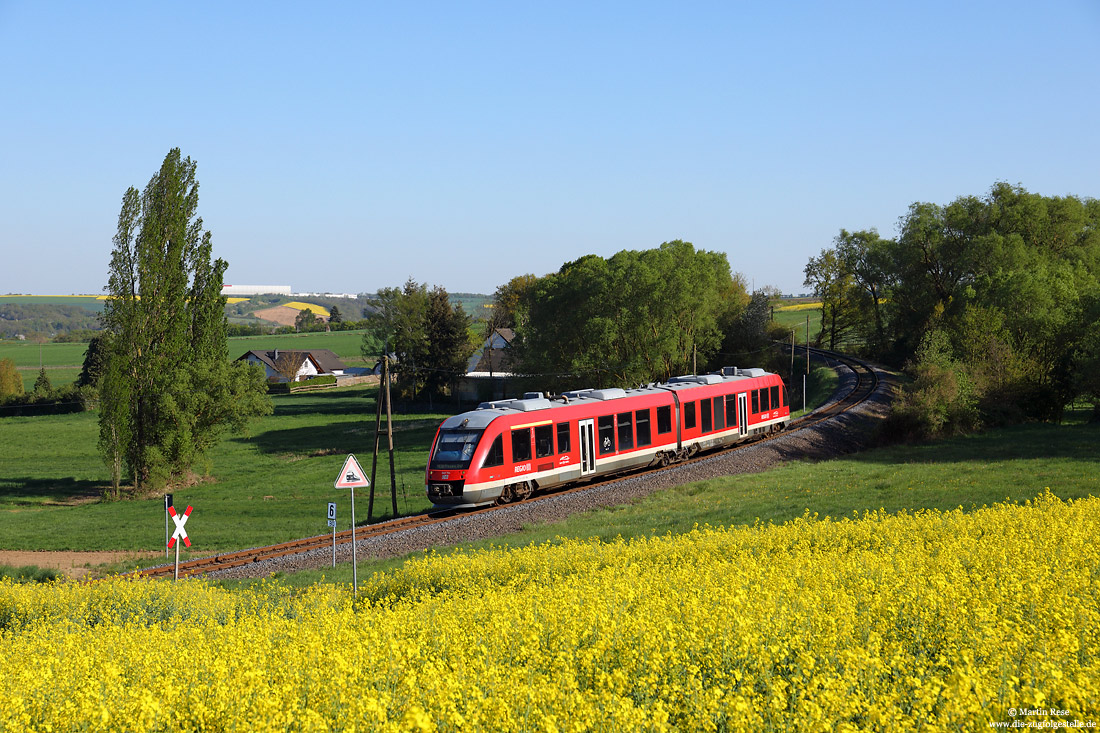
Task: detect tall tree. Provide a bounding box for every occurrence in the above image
[803,248,859,350]
[424,286,473,398]
[77,335,108,388]
[514,241,744,389]
[0,358,22,400]
[99,149,271,493]
[833,229,892,350]
[362,279,473,398]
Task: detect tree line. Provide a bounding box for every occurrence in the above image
[359,240,776,400]
[803,182,1100,434]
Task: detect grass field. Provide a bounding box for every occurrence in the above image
[0,294,105,312]
[227,330,374,366]
[0,330,377,393]
[0,383,453,557]
[772,304,819,340]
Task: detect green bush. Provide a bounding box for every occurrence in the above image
[0,564,62,583]
[884,329,980,441]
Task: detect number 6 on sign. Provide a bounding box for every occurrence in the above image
[168,505,192,548]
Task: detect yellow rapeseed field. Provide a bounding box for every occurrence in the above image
[283,302,331,318]
[1,492,1097,731]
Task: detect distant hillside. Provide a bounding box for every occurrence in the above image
[0,292,492,340]
[0,297,103,338]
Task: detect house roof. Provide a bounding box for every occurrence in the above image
[237,349,348,373]
[468,328,515,374]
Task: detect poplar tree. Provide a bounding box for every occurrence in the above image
[99,149,271,493]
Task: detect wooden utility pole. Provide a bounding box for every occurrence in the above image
[805,314,810,374]
[790,329,795,382]
[368,357,399,522]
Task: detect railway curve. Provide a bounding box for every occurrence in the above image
[126,350,897,581]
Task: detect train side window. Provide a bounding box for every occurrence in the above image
[511,428,532,463]
[556,422,571,454]
[761,387,770,413]
[684,401,696,430]
[483,435,504,468]
[656,405,672,434]
[616,412,634,451]
[635,409,651,447]
[751,390,760,414]
[713,396,726,430]
[770,385,780,409]
[597,415,616,454]
[725,394,737,426]
[701,399,713,432]
[534,424,554,458]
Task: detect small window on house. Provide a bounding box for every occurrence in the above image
[770,385,780,410]
[725,394,737,426]
[511,428,532,463]
[535,424,554,458]
[617,412,634,451]
[635,409,651,447]
[483,435,504,468]
[713,396,726,431]
[556,422,571,454]
[751,390,760,414]
[701,398,713,433]
[597,415,616,455]
[684,401,696,430]
[656,405,672,434]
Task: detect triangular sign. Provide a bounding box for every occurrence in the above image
[334,454,371,489]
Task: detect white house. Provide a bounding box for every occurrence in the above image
[236,349,347,382]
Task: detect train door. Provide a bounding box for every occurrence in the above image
[578,419,596,476]
[737,393,748,438]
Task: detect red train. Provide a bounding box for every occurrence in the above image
[426,367,791,507]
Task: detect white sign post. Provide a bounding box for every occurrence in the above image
[327,502,337,567]
[167,504,192,581]
[164,494,173,560]
[334,455,370,596]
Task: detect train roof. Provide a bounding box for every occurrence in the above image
[438,367,778,430]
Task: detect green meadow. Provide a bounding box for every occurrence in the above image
[0,330,377,392]
[0,383,447,558]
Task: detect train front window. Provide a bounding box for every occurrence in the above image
[430,429,484,469]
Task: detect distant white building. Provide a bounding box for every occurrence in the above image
[222,284,292,296]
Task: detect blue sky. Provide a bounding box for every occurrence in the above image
[2,2,1098,297]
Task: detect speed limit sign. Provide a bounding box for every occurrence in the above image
[327,502,337,527]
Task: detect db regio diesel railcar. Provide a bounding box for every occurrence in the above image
[426,367,791,508]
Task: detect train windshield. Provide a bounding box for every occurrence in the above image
[430,429,484,469]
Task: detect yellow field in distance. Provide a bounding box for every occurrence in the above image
[282,301,331,317]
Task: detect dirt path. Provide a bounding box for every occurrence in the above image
[0,550,163,579]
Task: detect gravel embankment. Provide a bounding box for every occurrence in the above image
[210,361,898,580]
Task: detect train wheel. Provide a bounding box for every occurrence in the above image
[495,484,515,505]
[659,453,670,467]
[514,481,533,501]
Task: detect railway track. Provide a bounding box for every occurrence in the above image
[127,349,883,581]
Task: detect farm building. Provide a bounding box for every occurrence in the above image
[455,328,516,401]
[236,349,347,382]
